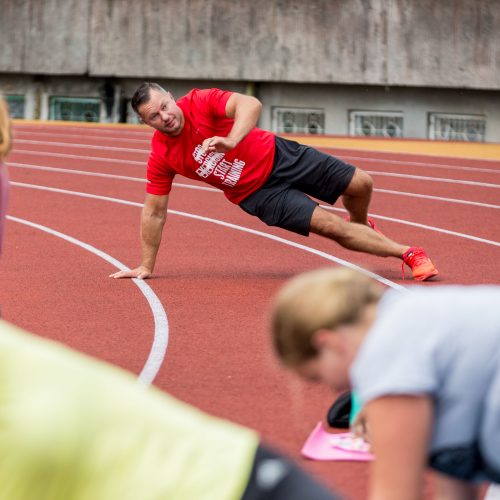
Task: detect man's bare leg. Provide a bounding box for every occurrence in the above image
[433,473,478,500]
[341,169,374,226]
[313,167,439,277]
[310,206,409,258]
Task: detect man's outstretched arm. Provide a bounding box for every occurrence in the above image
[202,92,262,154]
[109,193,169,279]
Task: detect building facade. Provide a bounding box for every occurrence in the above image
[1,0,499,142]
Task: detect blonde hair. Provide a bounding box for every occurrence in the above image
[0,96,13,160]
[271,268,384,367]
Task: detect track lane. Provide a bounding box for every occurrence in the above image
[5,123,500,498]
[8,163,500,248]
[0,215,156,376]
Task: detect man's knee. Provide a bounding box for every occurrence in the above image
[344,169,373,197]
[310,208,348,239]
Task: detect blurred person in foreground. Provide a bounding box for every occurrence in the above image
[0,96,339,499]
[272,268,500,500]
[110,83,438,282]
[0,95,11,253]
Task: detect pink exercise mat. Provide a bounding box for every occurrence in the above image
[301,422,374,461]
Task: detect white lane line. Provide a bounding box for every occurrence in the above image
[6,214,169,386]
[13,129,500,172]
[13,131,500,170]
[13,143,499,187]
[320,205,500,248]
[10,182,406,291]
[365,170,500,188]
[13,143,500,174]
[11,149,145,165]
[13,125,152,138]
[320,145,500,165]
[15,139,148,154]
[8,163,220,193]
[8,162,147,183]
[11,181,500,247]
[373,188,500,210]
[14,130,150,144]
[8,162,500,209]
[11,181,500,246]
[339,155,500,174]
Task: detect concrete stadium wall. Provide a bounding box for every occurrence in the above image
[1,0,499,89]
[0,0,89,74]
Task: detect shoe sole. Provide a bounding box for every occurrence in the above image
[413,269,439,281]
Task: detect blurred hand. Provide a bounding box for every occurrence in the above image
[351,410,370,443]
[109,266,152,280]
[202,136,237,154]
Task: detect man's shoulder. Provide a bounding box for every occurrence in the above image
[149,131,173,165]
[184,88,232,106]
[178,88,205,106]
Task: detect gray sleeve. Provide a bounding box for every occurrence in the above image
[351,300,440,406]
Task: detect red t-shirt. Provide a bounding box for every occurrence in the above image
[146,89,276,204]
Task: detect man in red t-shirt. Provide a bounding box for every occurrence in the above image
[110,82,438,281]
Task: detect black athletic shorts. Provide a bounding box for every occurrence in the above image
[240,444,341,500]
[239,136,356,236]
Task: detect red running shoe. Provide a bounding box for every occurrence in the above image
[367,217,385,236]
[402,247,439,281]
[345,216,385,236]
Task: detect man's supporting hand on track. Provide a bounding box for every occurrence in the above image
[109,265,152,280]
[109,193,169,280]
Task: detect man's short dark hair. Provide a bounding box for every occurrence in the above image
[131,82,167,114]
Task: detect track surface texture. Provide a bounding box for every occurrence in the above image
[2,122,500,499]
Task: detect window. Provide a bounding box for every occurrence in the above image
[272,107,325,135]
[5,95,25,119]
[349,111,404,138]
[49,96,101,122]
[428,113,486,142]
[125,99,140,124]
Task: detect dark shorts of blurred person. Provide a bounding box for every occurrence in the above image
[241,444,341,500]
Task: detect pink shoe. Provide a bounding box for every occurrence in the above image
[402,247,439,281]
[367,217,384,236]
[345,216,385,236]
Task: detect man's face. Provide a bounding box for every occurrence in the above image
[294,332,351,393]
[139,90,184,136]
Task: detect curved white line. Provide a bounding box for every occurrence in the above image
[8,162,499,209]
[6,214,169,385]
[11,181,500,247]
[166,210,408,291]
[9,182,407,291]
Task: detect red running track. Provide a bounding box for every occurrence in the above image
[2,123,500,499]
